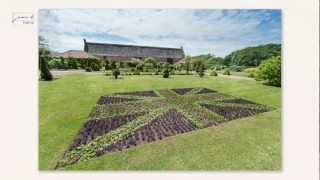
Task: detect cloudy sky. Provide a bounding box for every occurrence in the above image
[39,9,281,57]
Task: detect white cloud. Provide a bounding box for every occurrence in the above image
[39,9,281,56]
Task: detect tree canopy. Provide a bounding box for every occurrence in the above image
[223,44,281,67]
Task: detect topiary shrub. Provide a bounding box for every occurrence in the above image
[163,64,170,78]
[40,56,53,81]
[248,72,256,78]
[256,56,281,87]
[85,66,92,72]
[39,48,53,81]
[198,64,205,77]
[104,60,110,70]
[223,69,231,75]
[133,70,140,75]
[244,67,257,78]
[135,63,144,72]
[112,68,120,79]
[210,71,218,76]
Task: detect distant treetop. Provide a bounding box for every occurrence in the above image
[223,44,281,67]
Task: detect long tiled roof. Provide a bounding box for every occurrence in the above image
[84,40,184,59]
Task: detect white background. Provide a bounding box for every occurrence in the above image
[0,0,319,179]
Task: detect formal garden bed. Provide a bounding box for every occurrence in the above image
[115,90,159,97]
[55,87,272,169]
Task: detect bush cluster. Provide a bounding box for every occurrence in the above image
[223,69,231,75]
[210,71,218,76]
[256,56,281,87]
[48,57,103,71]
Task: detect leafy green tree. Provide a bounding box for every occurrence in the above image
[143,57,156,66]
[191,59,206,73]
[67,57,78,69]
[223,44,281,66]
[119,61,124,68]
[110,61,117,69]
[256,56,281,87]
[191,54,224,69]
[60,57,67,69]
[127,59,140,68]
[88,59,102,71]
[184,58,191,74]
[135,62,144,72]
[143,62,154,72]
[104,60,110,70]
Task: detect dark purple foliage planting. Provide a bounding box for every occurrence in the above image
[97,96,139,105]
[171,88,194,95]
[115,90,159,97]
[96,109,196,156]
[196,88,217,94]
[68,111,146,151]
[201,104,268,121]
[221,98,257,105]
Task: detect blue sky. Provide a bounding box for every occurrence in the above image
[39,9,281,57]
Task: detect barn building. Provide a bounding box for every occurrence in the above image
[83,39,184,64]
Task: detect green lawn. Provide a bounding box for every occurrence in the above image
[39,74,281,170]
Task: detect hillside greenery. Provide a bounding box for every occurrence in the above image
[190,43,281,68]
[223,44,281,66]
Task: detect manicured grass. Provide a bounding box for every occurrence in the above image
[39,74,281,170]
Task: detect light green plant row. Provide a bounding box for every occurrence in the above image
[89,96,168,119]
[157,89,180,99]
[157,90,225,126]
[185,87,204,95]
[174,100,225,126]
[57,107,171,168]
[183,92,231,103]
[141,98,170,109]
[89,103,146,119]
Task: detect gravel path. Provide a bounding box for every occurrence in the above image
[51,69,104,76]
[218,74,254,80]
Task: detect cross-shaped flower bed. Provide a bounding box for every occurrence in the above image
[56,87,271,168]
